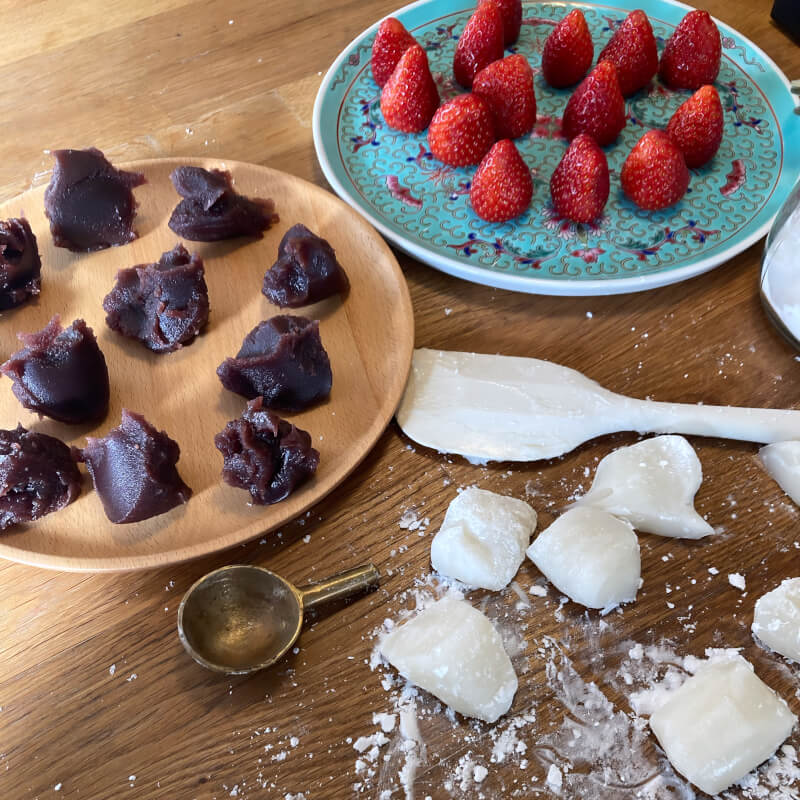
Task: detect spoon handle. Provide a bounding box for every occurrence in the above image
[630,398,800,444]
[299,563,381,610]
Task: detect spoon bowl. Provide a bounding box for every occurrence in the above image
[178,562,380,674]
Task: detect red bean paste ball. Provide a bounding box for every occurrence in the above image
[262,223,349,308]
[167,166,278,241]
[214,397,319,505]
[103,243,209,353]
[0,425,81,530]
[1,316,110,424]
[78,409,192,524]
[0,218,41,311]
[43,148,145,252]
[217,315,332,412]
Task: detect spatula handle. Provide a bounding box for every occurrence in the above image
[631,399,800,444]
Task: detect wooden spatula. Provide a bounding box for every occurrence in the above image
[396,349,800,463]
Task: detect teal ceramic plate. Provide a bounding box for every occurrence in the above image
[313,0,800,295]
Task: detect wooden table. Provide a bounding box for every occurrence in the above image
[2,2,799,798]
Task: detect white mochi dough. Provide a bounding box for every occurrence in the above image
[759,441,800,506]
[430,488,537,590]
[649,654,796,796]
[379,596,517,723]
[753,578,800,662]
[525,507,640,610]
[573,435,713,538]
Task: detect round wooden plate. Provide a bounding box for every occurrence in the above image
[0,158,414,572]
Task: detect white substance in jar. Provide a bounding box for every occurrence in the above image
[753,577,800,662]
[430,487,537,590]
[379,595,517,723]
[573,435,713,538]
[759,441,800,506]
[761,196,800,343]
[649,653,796,795]
[526,507,640,611]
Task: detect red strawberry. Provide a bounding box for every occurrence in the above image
[621,129,690,210]
[666,85,723,168]
[470,139,532,222]
[659,10,721,90]
[550,134,609,223]
[472,54,537,139]
[597,9,658,96]
[453,1,505,89]
[380,44,440,133]
[562,60,626,146]
[428,94,495,166]
[484,0,522,45]
[541,9,593,89]
[372,18,417,88]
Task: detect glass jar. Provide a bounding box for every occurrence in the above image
[760,177,800,348]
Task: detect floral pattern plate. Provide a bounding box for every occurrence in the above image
[312,0,800,296]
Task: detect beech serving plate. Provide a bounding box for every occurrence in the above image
[0,158,414,571]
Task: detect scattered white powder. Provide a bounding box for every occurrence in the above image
[546,764,563,789]
[373,712,396,733]
[729,573,746,590]
[473,764,488,782]
[54,784,62,792]
[398,509,430,533]
[709,566,719,575]
[529,584,548,597]
[126,673,137,682]
[109,664,116,676]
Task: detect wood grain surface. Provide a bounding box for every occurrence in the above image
[0,158,413,571]
[2,2,800,799]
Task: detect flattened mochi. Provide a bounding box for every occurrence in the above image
[574,435,713,539]
[168,166,278,241]
[759,441,800,506]
[214,397,319,505]
[649,653,796,795]
[0,218,41,310]
[44,148,145,252]
[1,316,110,424]
[262,223,349,308]
[0,425,81,530]
[103,243,209,353]
[431,487,537,590]
[217,315,332,412]
[78,410,192,524]
[526,506,640,610]
[380,595,518,723]
[752,578,800,662]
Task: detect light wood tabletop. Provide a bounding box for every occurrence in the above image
[2,2,799,799]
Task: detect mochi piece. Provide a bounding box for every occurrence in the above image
[380,596,517,723]
[649,654,796,795]
[573,435,713,539]
[752,578,800,662]
[759,441,800,506]
[430,487,537,590]
[526,506,640,610]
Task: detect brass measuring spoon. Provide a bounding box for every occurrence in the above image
[177,563,380,674]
